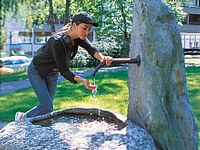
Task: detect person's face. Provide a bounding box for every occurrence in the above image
[73,23,92,40]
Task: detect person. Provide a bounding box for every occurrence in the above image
[15,12,113,121]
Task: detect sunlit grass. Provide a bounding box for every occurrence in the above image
[185,67,200,149]
[0,71,28,84]
[0,71,128,122]
[54,71,129,116]
[186,67,200,127]
[0,68,85,84]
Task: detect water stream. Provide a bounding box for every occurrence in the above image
[92,77,98,98]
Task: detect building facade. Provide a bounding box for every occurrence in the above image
[180,0,200,49]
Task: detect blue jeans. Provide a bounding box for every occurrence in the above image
[25,62,58,118]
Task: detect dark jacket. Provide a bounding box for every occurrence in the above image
[32,32,99,83]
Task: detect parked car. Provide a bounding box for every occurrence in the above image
[0,56,31,72]
[0,67,14,75]
[0,59,14,74]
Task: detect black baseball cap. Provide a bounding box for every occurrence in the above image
[72,12,99,27]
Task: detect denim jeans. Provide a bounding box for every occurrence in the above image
[25,62,58,118]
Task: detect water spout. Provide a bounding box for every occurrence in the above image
[91,55,141,77]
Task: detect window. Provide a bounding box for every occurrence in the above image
[34,32,51,44]
[189,14,200,25]
[181,33,200,49]
[4,60,12,65]
[183,0,199,6]
[19,36,31,43]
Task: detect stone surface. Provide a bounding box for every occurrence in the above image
[0,108,156,150]
[128,0,198,150]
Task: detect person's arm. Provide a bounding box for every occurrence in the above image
[94,51,113,65]
[74,75,97,90]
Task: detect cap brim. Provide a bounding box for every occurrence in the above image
[73,19,99,27]
[92,22,99,27]
[86,21,99,27]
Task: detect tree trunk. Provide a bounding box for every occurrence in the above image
[64,0,70,24]
[48,0,55,32]
[128,0,198,149]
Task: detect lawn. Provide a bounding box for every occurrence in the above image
[0,68,84,84]
[0,67,199,147]
[0,71,129,122]
[0,71,28,84]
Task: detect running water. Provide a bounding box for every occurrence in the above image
[92,77,97,98]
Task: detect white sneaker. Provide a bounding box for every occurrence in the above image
[15,112,24,121]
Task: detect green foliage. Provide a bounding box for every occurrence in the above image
[69,48,91,68]
[93,37,129,58]
[99,0,133,40]
[25,0,49,30]
[53,0,66,19]
[69,37,129,68]
[0,26,7,50]
[164,0,187,25]
[70,0,103,23]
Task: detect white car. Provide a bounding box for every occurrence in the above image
[1,56,31,72]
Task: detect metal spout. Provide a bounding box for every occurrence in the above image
[91,55,141,77]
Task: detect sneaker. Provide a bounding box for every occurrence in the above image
[15,112,24,121]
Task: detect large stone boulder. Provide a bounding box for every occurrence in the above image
[128,0,198,149]
[0,108,156,150]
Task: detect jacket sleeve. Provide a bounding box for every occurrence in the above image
[78,38,99,57]
[49,37,77,83]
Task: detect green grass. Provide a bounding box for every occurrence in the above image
[0,71,128,122]
[185,66,200,148]
[0,71,28,84]
[0,68,85,84]
[0,67,199,147]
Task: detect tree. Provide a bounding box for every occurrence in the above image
[0,0,27,50]
[164,0,187,25]
[64,0,70,24]
[100,0,133,41]
[48,0,55,32]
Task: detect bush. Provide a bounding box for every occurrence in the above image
[69,37,130,68]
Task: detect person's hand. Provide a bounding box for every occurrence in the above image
[103,56,113,66]
[82,79,98,90]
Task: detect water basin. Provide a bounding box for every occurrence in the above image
[30,108,127,131]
